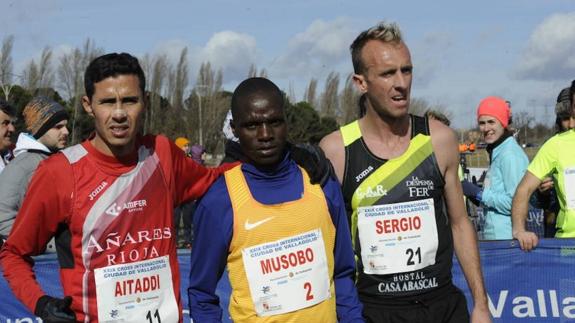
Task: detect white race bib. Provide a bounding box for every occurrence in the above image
[94,256,178,323]
[564,168,575,210]
[242,229,331,316]
[357,198,438,275]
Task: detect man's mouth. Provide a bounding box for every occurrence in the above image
[110,125,129,137]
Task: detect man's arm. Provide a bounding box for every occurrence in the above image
[430,121,491,323]
[188,182,232,323]
[0,157,72,313]
[511,172,541,251]
[166,136,238,205]
[319,130,345,183]
[322,177,364,323]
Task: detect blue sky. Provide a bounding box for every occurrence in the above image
[1,0,574,128]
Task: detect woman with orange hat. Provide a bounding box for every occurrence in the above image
[461,96,529,240]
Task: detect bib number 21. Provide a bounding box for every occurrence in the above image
[406,247,421,266]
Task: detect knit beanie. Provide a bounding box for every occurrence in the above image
[476,96,511,128]
[174,137,190,150]
[555,87,572,117]
[22,97,69,139]
[190,144,205,165]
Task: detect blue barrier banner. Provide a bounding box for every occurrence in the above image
[453,239,575,322]
[2,240,574,322]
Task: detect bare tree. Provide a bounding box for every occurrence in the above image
[340,73,360,124]
[187,62,229,153]
[320,72,339,118]
[169,47,189,111]
[22,47,54,93]
[303,78,318,108]
[0,35,14,84]
[0,35,15,100]
[247,64,268,78]
[57,39,103,143]
[146,54,169,134]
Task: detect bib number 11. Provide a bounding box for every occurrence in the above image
[146,309,161,323]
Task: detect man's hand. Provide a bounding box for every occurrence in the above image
[289,143,333,186]
[537,177,554,194]
[35,295,77,322]
[471,305,492,323]
[513,230,539,251]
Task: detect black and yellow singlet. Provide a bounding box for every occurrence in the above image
[340,114,454,302]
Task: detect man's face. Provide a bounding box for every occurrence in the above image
[478,115,505,144]
[232,94,287,168]
[38,119,69,151]
[82,74,144,157]
[0,110,15,151]
[353,40,413,119]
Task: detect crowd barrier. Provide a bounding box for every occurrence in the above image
[1,239,574,322]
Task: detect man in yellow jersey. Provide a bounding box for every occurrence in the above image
[512,80,575,250]
[319,22,491,323]
[188,77,364,322]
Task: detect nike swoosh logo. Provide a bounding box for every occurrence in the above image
[244,217,275,230]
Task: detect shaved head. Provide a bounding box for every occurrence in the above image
[231,77,284,120]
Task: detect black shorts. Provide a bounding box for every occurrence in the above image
[362,287,470,323]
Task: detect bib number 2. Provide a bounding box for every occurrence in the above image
[304,282,314,301]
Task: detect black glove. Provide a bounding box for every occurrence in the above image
[461,180,482,205]
[289,143,334,186]
[35,295,77,322]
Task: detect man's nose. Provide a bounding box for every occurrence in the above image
[257,123,273,140]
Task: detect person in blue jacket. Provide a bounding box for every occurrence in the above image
[188,77,363,322]
[461,96,529,240]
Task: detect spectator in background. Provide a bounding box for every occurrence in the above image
[190,144,205,165]
[461,96,529,240]
[513,80,575,250]
[0,97,69,247]
[0,98,16,173]
[174,136,196,248]
[175,136,191,156]
[531,87,573,237]
[220,109,243,164]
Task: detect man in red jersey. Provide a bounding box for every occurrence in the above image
[0,53,236,323]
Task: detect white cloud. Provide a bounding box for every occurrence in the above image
[412,31,455,88]
[269,18,356,79]
[195,31,259,82]
[513,12,575,80]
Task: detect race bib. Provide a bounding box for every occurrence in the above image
[357,198,438,275]
[94,256,178,323]
[242,229,331,316]
[564,168,575,210]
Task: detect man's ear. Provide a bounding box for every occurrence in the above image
[82,96,94,117]
[352,73,368,93]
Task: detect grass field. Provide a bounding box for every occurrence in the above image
[463,147,539,168]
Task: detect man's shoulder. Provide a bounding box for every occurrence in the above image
[319,129,344,156]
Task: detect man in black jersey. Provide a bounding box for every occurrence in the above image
[320,22,491,323]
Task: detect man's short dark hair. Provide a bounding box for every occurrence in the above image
[84,53,146,99]
[570,79,575,103]
[231,77,284,120]
[0,98,15,117]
